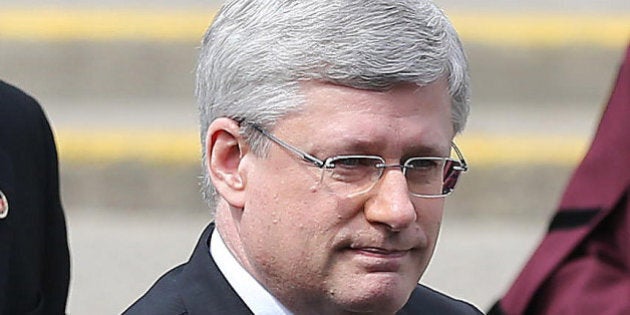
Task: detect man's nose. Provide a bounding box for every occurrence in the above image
[363,169,417,231]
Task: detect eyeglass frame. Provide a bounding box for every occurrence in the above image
[243,122,468,198]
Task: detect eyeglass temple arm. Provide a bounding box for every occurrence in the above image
[451,142,468,172]
[249,124,326,168]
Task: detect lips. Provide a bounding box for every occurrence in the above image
[346,245,414,272]
[354,247,408,257]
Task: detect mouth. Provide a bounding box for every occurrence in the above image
[353,247,408,258]
[346,246,414,272]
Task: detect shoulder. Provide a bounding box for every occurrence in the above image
[401,284,483,315]
[123,265,188,315]
[0,80,49,138]
[125,223,253,315]
[0,80,41,115]
[0,80,32,100]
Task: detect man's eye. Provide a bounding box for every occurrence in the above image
[336,158,361,167]
[408,159,440,169]
[328,158,377,182]
[334,158,376,168]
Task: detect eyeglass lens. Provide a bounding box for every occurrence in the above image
[321,156,463,197]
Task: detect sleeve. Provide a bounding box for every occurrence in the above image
[38,106,71,314]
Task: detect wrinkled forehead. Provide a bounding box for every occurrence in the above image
[293,79,451,119]
[296,77,452,112]
[272,79,454,155]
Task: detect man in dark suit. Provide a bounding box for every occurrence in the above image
[488,45,630,315]
[0,81,70,314]
[125,0,481,314]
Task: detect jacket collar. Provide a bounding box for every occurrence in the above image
[177,222,253,314]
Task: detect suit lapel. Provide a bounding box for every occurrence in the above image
[177,223,253,314]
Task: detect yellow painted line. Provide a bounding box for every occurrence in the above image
[456,134,589,167]
[451,13,630,49]
[55,130,591,166]
[0,8,214,42]
[56,130,199,165]
[0,8,628,47]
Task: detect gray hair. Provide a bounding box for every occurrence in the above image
[197,0,470,204]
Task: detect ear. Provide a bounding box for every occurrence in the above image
[205,118,249,209]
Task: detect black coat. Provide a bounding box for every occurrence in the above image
[0,81,70,314]
[124,223,482,315]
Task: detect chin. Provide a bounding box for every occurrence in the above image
[341,297,407,315]
[332,278,415,315]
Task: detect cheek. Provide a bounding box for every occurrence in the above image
[414,198,445,242]
[242,167,347,255]
[239,192,348,290]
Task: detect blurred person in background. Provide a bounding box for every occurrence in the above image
[0,81,70,314]
[125,0,481,314]
[489,44,630,315]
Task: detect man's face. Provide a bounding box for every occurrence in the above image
[237,79,454,314]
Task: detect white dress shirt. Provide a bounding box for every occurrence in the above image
[210,228,294,315]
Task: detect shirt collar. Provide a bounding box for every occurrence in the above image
[210,228,294,315]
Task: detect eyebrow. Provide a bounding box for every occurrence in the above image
[308,135,383,156]
[317,138,450,159]
[405,143,451,157]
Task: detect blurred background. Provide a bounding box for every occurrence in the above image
[1,0,628,313]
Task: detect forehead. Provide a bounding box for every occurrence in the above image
[276,80,454,155]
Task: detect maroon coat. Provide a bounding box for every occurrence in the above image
[489,45,630,315]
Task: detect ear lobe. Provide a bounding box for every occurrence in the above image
[205,118,248,208]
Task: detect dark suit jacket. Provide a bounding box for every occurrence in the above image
[124,223,482,314]
[0,81,70,314]
[489,45,630,315]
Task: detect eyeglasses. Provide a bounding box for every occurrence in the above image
[247,123,468,198]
